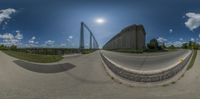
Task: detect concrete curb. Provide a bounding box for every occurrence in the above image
[100,50,192,87]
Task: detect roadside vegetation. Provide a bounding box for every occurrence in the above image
[106,38,200,54]
[0,45,64,63]
[187,50,197,70]
[147,38,200,51]
[3,50,63,63]
[147,39,199,71]
[0,44,97,63]
[81,49,97,54]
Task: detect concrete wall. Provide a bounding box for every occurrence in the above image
[103,25,146,50]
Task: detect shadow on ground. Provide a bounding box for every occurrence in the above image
[13,60,76,73]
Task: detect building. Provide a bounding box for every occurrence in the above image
[103,24,146,50]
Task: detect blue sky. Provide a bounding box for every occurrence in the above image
[0,0,200,48]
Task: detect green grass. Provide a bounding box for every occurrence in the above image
[81,49,96,54]
[171,81,176,84]
[187,50,197,70]
[3,50,63,63]
[162,84,170,87]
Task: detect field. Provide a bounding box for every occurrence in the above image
[3,50,63,63]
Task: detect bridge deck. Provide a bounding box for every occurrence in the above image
[101,49,190,71]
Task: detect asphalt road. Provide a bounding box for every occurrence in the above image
[0,50,200,99]
[101,50,190,71]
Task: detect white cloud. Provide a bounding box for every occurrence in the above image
[29,36,36,44]
[157,37,168,43]
[166,41,185,47]
[68,36,73,39]
[0,32,23,46]
[191,38,195,41]
[27,36,39,47]
[173,41,185,47]
[0,33,14,39]
[0,8,16,25]
[199,34,200,38]
[179,38,183,41]
[67,35,73,41]
[169,29,173,33]
[45,40,55,47]
[15,30,23,40]
[185,12,200,31]
[32,36,36,40]
[60,43,66,47]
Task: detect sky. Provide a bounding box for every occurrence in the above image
[0,0,200,48]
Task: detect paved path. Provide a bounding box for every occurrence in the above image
[101,50,190,71]
[0,50,200,99]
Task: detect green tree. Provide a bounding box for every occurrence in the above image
[147,38,159,49]
[160,43,166,49]
[193,42,199,50]
[188,41,193,49]
[0,45,6,50]
[182,43,188,49]
[168,45,175,49]
[10,45,17,50]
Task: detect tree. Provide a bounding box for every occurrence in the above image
[168,45,175,49]
[147,38,159,49]
[182,43,188,49]
[193,42,199,50]
[188,41,194,49]
[10,45,17,50]
[160,43,166,50]
[0,45,6,50]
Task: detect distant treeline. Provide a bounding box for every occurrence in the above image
[0,45,79,55]
[0,45,98,55]
[147,38,200,50]
[14,48,80,55]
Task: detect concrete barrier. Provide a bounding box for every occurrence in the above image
[100,50,192,83]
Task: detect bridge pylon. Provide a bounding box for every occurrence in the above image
[79,22,99,53]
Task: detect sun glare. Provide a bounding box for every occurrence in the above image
[95,18,105,24]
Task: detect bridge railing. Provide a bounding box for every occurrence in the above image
[79,22,99,53]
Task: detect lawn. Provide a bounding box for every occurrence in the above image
[187,50,197,70]
[3,50,63,63]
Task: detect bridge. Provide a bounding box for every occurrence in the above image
[79,22,99,52]
[0,23,196,99]
[80,23,192,84]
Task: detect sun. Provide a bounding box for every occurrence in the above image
[95,18,105,24]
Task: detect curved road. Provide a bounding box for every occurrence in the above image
[0,50,200,99]
[101,50,190,71]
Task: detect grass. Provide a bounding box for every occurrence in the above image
[171,81,176,84]
[187,50,197,70]
[3,50,63,63]
[162,84,170,87]
[81,49,96,54]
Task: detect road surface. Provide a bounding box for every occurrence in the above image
[0,50,200,99]
[101,50,190,71]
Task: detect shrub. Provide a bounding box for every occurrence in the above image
[10,45,17,50]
